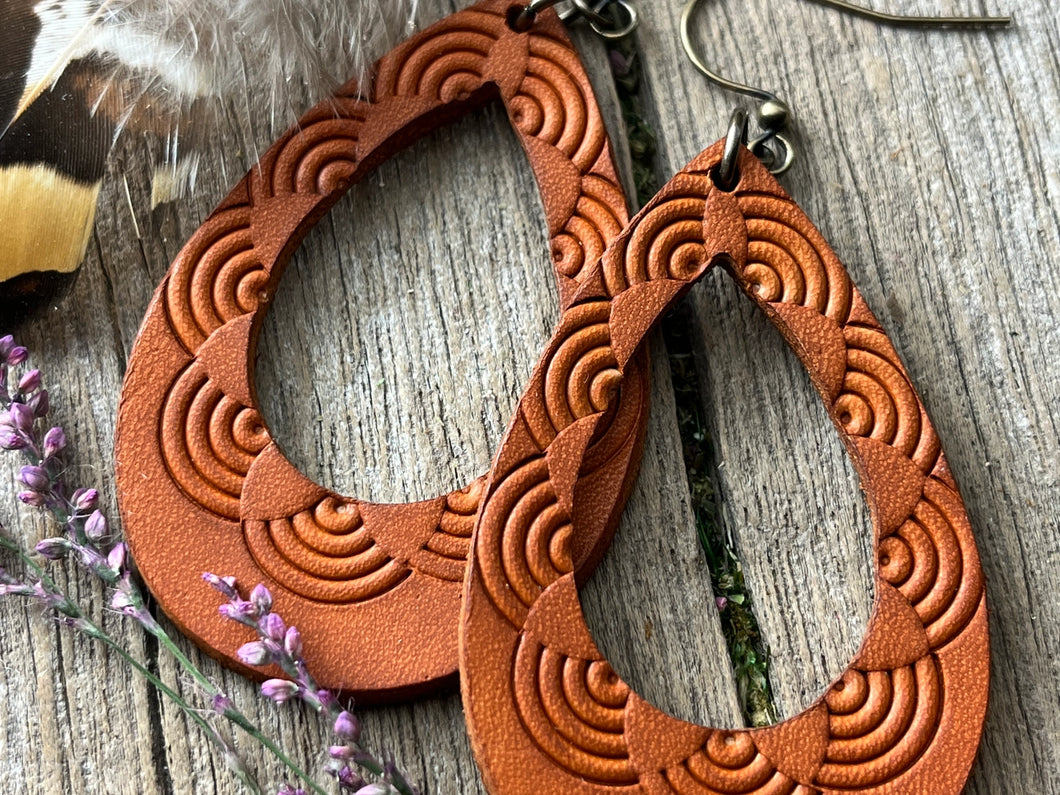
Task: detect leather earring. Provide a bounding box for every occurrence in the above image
[114,0,650,702]
[459,1,1005,791]
[459,119,991,795]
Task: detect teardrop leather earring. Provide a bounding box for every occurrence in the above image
[114,0,650,701]
[459,1,1006,790]
[459,120,991,795]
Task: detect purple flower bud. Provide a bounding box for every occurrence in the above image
[6,346,27,366]
[277,786,308,795]
[9,402,34,433]
[107,542,126,571]
[29,389,49,418]
[111,589,135,611]
[85,510,108,540]
[333,710,361,742]
[353,785,394,795]
[263,612,286,642]
[18,465,50,491]
[237,640,271,666]
[202,572,239,599]
[219,600,259,625]
[211,693,233,714]
[337,766,367,790]
[715,596,728,611]
[43,427,66,458]
[283,626,302,658]
[0,335,12,358]
[260,678,300,703]
[18,490,46,508]
[35,538,70,560]
[328,744,354,760]
[17,369,41,393]
[0,583,36,597]
[73,488,99,511]
[250,583,273,615]
[316,689,337,710]
[0,430,25,450]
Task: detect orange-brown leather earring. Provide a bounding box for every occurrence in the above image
[114,0,650,702]
[459,118,991,795]
[459,1,1006,791]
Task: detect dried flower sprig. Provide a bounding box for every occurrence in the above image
[210,576,418,795]
[0,335,383,795]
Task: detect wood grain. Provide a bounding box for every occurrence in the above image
[1,0,1057,792]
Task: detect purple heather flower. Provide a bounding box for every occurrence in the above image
[72,488,99,511]
[263,611,286,642]
[18,465,50,492]
[218,600,260,626]
[18,490,47,508]
[250,582,273,614]
[260,678,300,703]
[17,369,41,393]
[6,345,27,366]
[35,538,71,560]
[42,426,66,458]
[334,710,361,742]
[283,625,302,658]
[85,510,108,540]
[202,572,239,599]
[111,588,135,611]
[716,596,728,611]
[237,641,271,666]
[0,430,26,450]
[210,693,234,715]
[355,785,397,795]
[9,402,34,433]
[28,389,49,417]
[107,543,126,571]
[329,744,355,760]
[0,335,13,358]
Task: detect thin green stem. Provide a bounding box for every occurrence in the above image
[0,535,327,795]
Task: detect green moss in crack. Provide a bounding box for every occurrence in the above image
[662,309,776,727]
[605,26,777,728]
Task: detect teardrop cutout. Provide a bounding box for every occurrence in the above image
[460,144,988,793]
[115,0,649,701]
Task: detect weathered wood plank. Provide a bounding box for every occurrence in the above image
[633,0,1060,791]
[2,0,1058,791]
[0,3,737,792]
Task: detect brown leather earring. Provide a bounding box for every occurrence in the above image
[459,126,990,795]
[114,0,651,701]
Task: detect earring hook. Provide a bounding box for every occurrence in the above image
[681,0,1012,174]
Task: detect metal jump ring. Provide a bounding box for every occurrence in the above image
[749,131,796,175]
[513,0,638,38]
[717,108,748,190]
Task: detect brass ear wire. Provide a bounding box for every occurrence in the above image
[681,0,1012,175]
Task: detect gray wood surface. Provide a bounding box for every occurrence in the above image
[1,0,1058,792]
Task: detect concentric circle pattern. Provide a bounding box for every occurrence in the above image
[460,145,989,794]
[115,0,649,699]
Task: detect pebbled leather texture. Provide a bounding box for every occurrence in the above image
[459,145,990,794]
[114,0,650,701]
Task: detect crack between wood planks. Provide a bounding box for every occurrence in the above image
[601,25,778,727]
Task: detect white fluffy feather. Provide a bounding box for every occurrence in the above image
[19,0,439,185]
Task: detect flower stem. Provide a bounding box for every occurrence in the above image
[0,536,327,795]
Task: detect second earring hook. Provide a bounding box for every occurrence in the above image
[680,0,1011,175]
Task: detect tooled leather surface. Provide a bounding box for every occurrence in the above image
[459,145,989,794]
[114,0,650,699]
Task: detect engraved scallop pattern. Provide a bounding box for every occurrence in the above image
[116,0,645,695]
[460,146,989,794]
